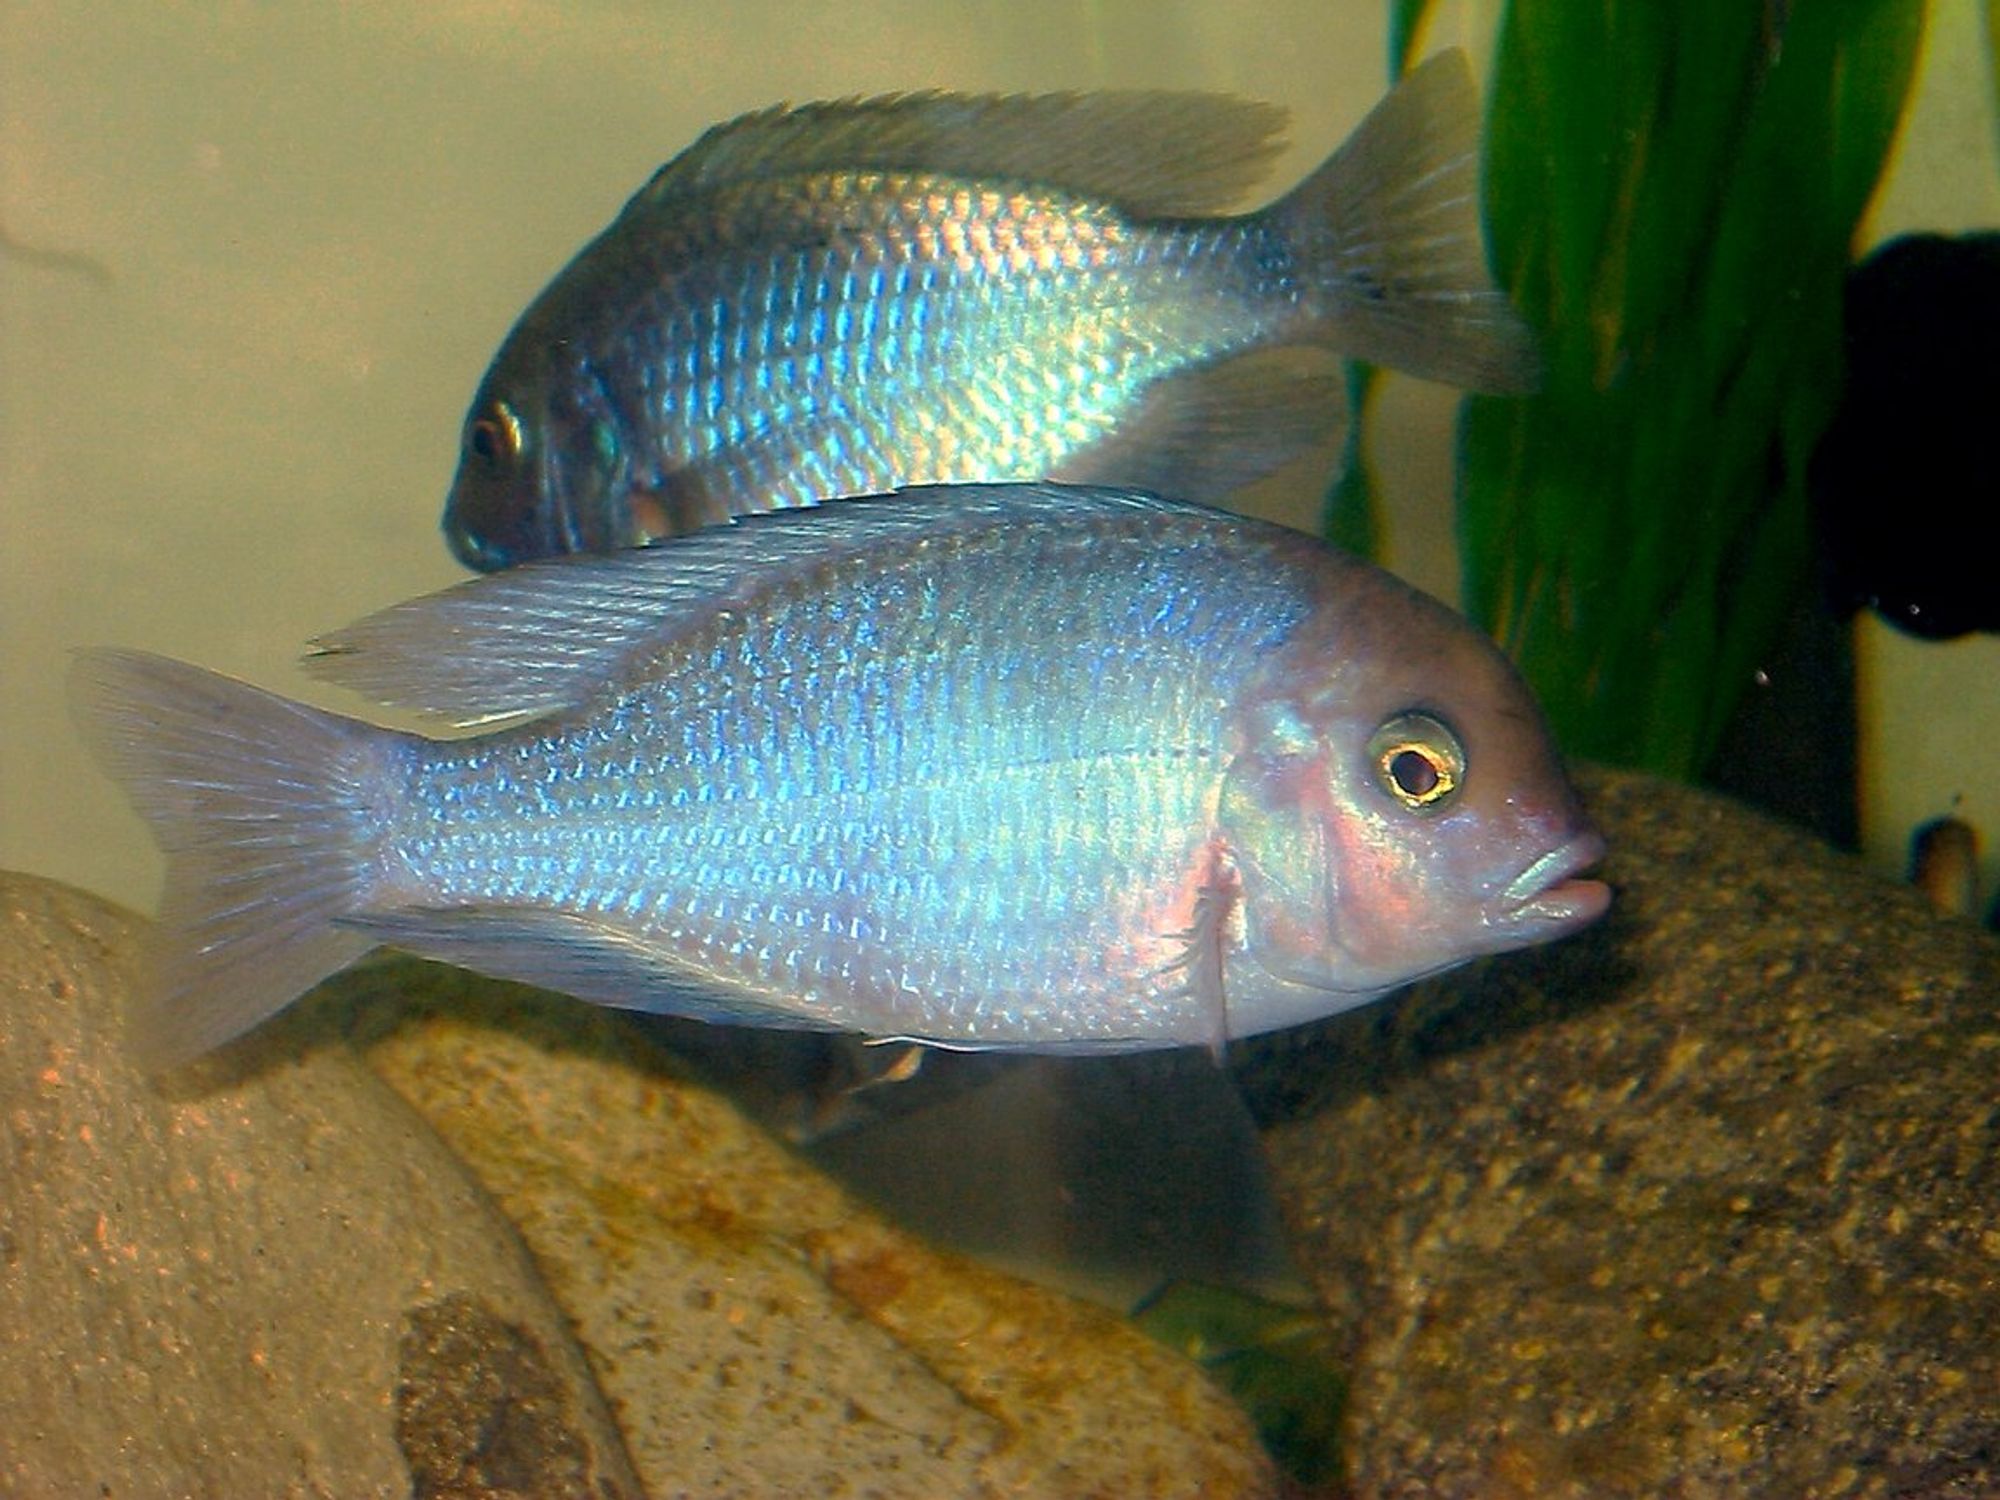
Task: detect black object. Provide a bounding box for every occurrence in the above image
[1811,231,2000,639]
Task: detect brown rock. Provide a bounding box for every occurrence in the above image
[344,962,1278,1499]
[1252,769,2000,1498]
[0,874,637,1498]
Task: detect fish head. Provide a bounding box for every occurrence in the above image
[1217,560,1608,1035]
[442,356,637,571]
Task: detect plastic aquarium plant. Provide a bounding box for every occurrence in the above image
[1341,0,1923,778]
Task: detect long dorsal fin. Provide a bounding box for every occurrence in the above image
[633,90,1290,218]
[303,484,1206,727]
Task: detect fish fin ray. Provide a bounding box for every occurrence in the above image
[1187,872,1238,1063]
[304,552,690,725]
[1054,350,1348,503]
[67,650,390,1069]
[1140,847,1242,1060]
[337,904,840,1030]
[306,485,1208,724]
[635,90,1289,217]
[1273,49,1539,392]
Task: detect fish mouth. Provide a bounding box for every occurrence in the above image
[444,515,512,572]
[1496,832,1612,934]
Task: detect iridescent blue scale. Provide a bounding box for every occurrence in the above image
[393,512,1307,1043]
[443,60,1540,569]
[77,485,1607,1068]
[720,185,1244,487]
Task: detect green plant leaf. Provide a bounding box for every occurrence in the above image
[1988,0,2000,161]
[1323,362,1381,557]
[1458,0,1924,777]
[1388,0,1437,78]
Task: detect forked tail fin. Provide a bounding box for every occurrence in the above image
[1271,49,1539,392]
[68,649,399,1069]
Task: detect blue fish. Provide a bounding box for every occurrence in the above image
[444,51,1537,569]
[73,486,1606,1069]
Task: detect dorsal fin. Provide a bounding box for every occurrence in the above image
[633,90,1290,218]
[303,484,1208,727]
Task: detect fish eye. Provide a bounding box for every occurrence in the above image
[1367,711,1464,813]
[466,401,524,469]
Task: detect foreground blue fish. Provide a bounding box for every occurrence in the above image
[74,486,1606,1070]
[445,51,1537,569]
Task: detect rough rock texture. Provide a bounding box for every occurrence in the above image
[0,874,638,1498]
[343,962,1277,1500]
[0,872,1273,1499]
[1250,769,2000,1499]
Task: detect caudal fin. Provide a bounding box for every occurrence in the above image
[68,649,397,1069]
[1273,49,1539,392]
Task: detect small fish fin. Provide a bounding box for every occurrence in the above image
[1187,863,1242,1062]
[1136,846,1243,1060]
[305,485,1208,724]
[808,1050,1307,1311]
[1273,49,1539,392]
[636,90,1289,217]
[67,650,392,1069]
[336,905,837,1030]
[851,1040,927,1089]
[1054,350,1348,504]
[320,402,900,724]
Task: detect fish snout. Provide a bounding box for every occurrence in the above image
[443,470,564,571]
[444,512,519,571]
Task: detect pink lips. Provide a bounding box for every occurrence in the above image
[1500,832,1612,934]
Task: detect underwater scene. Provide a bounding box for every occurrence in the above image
[4,2,1999,1495]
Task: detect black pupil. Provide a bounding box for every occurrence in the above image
[470,419,503,463]
[1390,747,1439,799]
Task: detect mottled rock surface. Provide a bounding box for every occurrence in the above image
[1,872,1274,1499]
[1250,770,2000,1498]
[0,874,637,1498]
[343,963,1276,1500]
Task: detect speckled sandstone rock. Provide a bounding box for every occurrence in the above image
[1249,769,2000,1499]
[342,961,1277,1500]
[0,872,1275,1499]
[0,873,638,1498]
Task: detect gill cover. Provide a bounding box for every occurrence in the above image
[1217,699,1339,989]
[1218,688,1498,1002]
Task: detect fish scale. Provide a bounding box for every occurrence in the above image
[444,55,1536,567]
[650,180,1252,493]
[395,521,1295,1044]
[74,485,1608,1069]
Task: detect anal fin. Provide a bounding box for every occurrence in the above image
[337,905,833,1030]
[1054,348,1348,504]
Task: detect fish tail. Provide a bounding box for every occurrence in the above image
[1270,49,1539,392]
[68,648,400,1070]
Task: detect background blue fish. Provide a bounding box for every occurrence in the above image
[444,51,1536,569]
[74,486,1605,1069]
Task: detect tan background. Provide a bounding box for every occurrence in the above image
[3,0,1995,914]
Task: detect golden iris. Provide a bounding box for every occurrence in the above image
[466,400,524,470]
[1367,712,1464,812]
